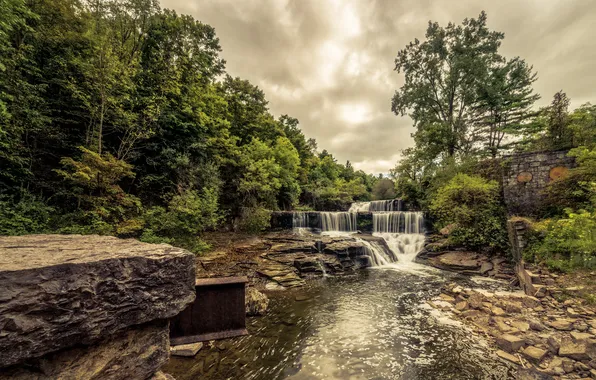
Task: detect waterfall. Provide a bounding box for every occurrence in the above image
[374,233,426,264]
[292,212,309,228]
[358,239,397,266]
[348,200,402,212]
[320,212,357,232]
[372,211,424,234]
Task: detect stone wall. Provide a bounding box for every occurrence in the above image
[0,234,196,379]
[502,150,575,216]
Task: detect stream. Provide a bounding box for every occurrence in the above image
[164,263,515,379]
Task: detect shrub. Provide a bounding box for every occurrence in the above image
[0,193,54,235]
[237,206,271,234]
[430,174,508,251]
[524,209,596,271]
[141,189,220,254]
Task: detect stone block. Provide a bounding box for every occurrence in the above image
[559,341,589,361]
[0,320,169,380]
[0,235,196,367]
[171,342,203,357]
[522,346,547,363]
[497,334,525,352]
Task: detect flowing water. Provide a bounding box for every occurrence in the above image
[164,202,514,379]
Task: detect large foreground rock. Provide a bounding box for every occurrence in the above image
[0,320,169,380]
[0,234,196,367]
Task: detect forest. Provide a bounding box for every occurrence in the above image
[390,12,596,271]
[1,1,595,271]
[0,0,386,252]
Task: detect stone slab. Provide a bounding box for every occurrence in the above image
[0,320,169,380]
[0,235,196,367]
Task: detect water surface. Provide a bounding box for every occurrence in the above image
[165,266,514,379]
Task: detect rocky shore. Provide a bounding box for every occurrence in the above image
[427,279,596,379]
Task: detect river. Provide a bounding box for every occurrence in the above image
[165,261,515,379]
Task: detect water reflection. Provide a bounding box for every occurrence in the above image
[164,270,514,380]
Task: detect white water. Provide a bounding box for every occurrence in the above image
[320,212,357,232]
[373,211,424,234]
[349,200,402,212]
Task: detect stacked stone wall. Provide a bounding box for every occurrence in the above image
[502,150,575,216]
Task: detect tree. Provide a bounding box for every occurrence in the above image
[372,178,396,200]
[472,57,540,157]
[392,12,504,159]
[547,91,572,149]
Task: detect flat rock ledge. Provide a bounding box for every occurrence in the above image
[0,234,196,374]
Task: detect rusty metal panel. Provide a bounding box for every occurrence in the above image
[170,276,249,345]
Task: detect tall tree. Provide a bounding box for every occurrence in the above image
[472,57,540,157]
[392,12,504,159]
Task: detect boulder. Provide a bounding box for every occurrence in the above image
[0,320,169,380]
[496,350,519,364]
[0,235,196,368]
[550,319,574,331]
[245,287,269,316]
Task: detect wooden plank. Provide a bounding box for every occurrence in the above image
[195,276,248,286]
[170,329,249,346]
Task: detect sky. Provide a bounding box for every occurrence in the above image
[161,0,596,175]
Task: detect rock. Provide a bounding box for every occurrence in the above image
[295,295,310,302]
[468,292,485,309]
[435,251,481,271]
[245,287,269,316]
[491,307,507,317]
[590,369,596,378]
[589,359,596,369]
[496,349,520,364]
[530,320,546,331]
[171,342,204,357]
[511,321,530,332]
[0,235,196,368]
[480,262,494,275]
[571,332,594,343]
[548,336,561,354]
[534,285,548,298]
[559,341,589,361]
[562,358,575,373]
[150,372,176,380]
[523,346,548,363]
[439,293,456,303]
[455,301,468,311]
[550,319,574,331]
[516,368,554,380]
[497,334,525,353]
[521,296,542,309]
[0,320,169,380]
[567,308,581,318]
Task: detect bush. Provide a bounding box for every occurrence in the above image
[0,193,54,235]
[524,209,596,271]
[430,174,508,251]
[141,189,220,254]
[237,206,271,234]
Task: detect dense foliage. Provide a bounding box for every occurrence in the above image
[0,0,380,252]
[524,147,596,270]
[391,12,596,268]
[430,174,508,251]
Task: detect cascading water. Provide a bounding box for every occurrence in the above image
[289,203,427,268]
[372,211,424,234]
[358,239,397,266]
[320,212,357,232]
[348,199,403,212]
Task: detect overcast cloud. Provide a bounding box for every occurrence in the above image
[162,0,596,174]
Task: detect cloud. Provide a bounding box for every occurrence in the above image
[161,0,596,174]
